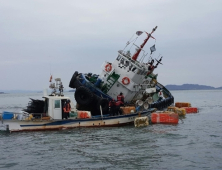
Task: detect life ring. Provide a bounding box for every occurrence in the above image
[122,77,130,85]
[105,64,112,72]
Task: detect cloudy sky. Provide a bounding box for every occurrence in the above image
[0,0,222,91]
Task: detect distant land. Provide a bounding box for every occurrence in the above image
[165,84,222,90]
[0,90,40,94]
[68,90,76,92]
[1,84,222,94]
[0,89,73,94]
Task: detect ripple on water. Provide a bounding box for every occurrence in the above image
[1,91,222,169]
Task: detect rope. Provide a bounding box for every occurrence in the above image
[179,117,184,124]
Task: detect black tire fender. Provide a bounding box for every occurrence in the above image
[69,71,81,88]
[97,98,109,113]
[74,86,93,105]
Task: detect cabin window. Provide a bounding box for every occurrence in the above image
[129,64,133,71]
[124,60,129,67]
[132,67,137,72]
[137,69,141,74]
[120,58,125,64]
[54,100,60,108]
[143,70,146,75]
[116,55,121,61]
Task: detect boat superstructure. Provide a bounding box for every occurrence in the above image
[98,27,158,102]
[69,26,174,115]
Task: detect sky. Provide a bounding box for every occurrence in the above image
[0,0,222,91]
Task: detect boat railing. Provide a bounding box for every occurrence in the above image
[118,52,145,69]
[79,74,113,100]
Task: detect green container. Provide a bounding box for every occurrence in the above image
[70,112,78,118]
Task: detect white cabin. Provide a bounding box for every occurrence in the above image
[44,95,75,120]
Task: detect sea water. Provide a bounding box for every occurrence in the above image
[0,90,222,170]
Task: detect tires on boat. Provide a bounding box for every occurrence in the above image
[97,98,109,113]
[75,86,94,105]
[69,71,82,89]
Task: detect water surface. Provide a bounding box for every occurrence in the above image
[0,90,222,169]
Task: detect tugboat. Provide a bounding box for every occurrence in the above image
[69,26,174,116]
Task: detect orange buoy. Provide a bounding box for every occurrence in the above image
[151,112,179,124]
[175,102,191,108]
[122,77,130,85]
[182,107,198,113]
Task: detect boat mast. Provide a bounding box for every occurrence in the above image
[132,26,157,61]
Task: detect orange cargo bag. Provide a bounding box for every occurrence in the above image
[77,111,91,119]
[182,107,198,113]
[120,107,136,115]
[175,102,191,108]
[151,112,179,124]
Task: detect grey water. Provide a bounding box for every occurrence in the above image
[0,90,222,170]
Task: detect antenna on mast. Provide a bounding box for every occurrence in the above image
[132,26,158,61]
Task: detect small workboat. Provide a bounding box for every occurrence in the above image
[0,78,155,132]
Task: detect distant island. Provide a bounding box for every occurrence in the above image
[165,84,222,90]
[68,90,76,92]
[0,90,40,94]
[0,89,75,94]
